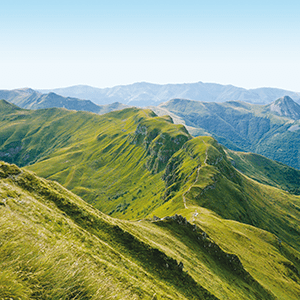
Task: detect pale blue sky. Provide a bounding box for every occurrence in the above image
[1,0,300,91]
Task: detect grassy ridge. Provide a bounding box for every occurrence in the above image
[25,108,190,219]
[226,149,300,194]
[1,102,300,298]
[151,136,300,250]
[0,161,218,300]
[0,101,190,219]
[2,161,300,299]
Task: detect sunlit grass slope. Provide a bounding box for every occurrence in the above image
[0,161,219,300]
[226,149,300,194]
[2,161,300,299]
[151,136,300,250]
[147,135,300,298]
[1,101,300,299]
[0,100,190,219]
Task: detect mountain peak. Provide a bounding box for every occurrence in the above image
[268,95,300,119]
[14,88,36,94]
[275,95,295,104]
[0,99,21,111]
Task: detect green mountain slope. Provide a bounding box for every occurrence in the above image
[1,161,300,299]
[0,100,299,240]
[226,149,300,194]
[0,161,217,300]
[151,97,300,169]
[158,136,300,245]
[1,102,300,298]
[0,100,190,219]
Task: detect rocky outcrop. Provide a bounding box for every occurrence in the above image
[153,214,276,299]
[130,119,190,174]
[268,96,300,120]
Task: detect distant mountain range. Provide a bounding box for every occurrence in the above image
[1,82,300,111]
[0,88,127,114]
[39,82,300,106]
[151,96,300,169]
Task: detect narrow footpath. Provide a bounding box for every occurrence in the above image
[183,140,208,209]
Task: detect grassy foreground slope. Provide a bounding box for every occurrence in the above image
[1,161,300,300]
[1,101,300,298]
[0,161,217,300]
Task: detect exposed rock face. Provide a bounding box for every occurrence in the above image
[131,120,190,174]
[268,96,300,119]
[154,214,263,283]
[161,214,188,225]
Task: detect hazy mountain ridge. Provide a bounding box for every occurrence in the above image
[152,97,300,169]
[39,82,300,106]
[0,88,128,114]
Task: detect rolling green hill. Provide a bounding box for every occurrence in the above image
[226,149,300,194]
[1,161,300,299]
[151,97,300,169]
[1,101,300,299]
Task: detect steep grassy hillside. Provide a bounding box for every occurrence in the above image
[226,149,300,194]
[152,98,300,169]
[0,161,217,300]
[0,100,190,219]
[1,102,300,298]
[1,161,300,299]
[0,101,299,242]
[150,136,300,251]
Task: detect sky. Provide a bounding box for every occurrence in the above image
[1,0,300,91]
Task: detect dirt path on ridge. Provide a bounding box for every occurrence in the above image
[183,140,208,209]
